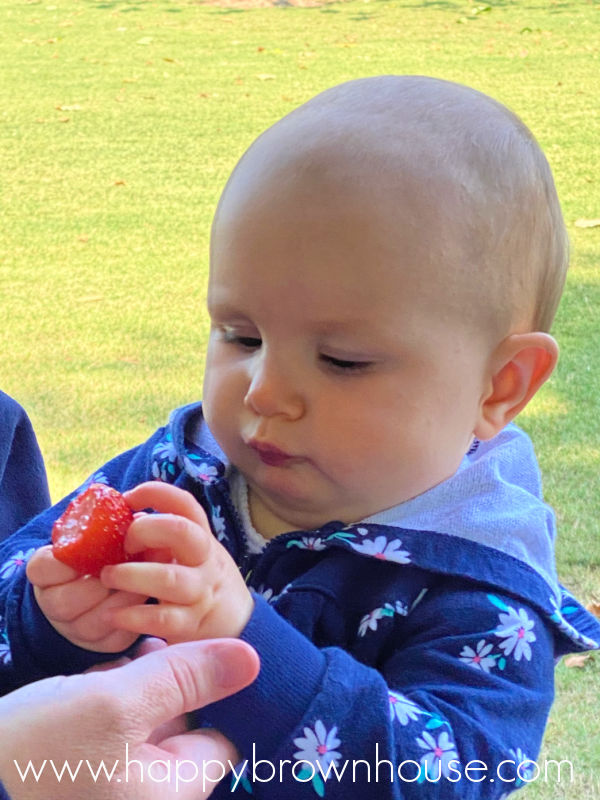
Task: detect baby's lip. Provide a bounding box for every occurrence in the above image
[248,439,294,466]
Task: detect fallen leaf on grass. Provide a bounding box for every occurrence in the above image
[256,73,276,81]
[587,598,600,618]
[575,218,600,228]
[56,104,82,111]
[564,653,592,668]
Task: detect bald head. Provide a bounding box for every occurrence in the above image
[212,76,568,337]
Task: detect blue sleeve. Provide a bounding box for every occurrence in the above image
[198,586,555,798]
[0,429,166,695]
[0,779,10,800]
[0,392,50,543]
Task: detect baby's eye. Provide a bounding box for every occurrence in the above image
[320,354,373,372]
[221,329,262,350]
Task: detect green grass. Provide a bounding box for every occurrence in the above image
[1,0,599,796]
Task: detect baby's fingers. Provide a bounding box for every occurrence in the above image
[62,589,148,645]
[125,513,210,567]
[124,482,210,527]
[101,561,203,605]
[26,545,79,588]
[108,602,200,643]
[33,575,109,623]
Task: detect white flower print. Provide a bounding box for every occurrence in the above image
[293,720,342,776]
[509,747,536,785]
[0,637,11,665]
[0,617,10,665]
[298,537,327,551]
[80,471,109,491]
[350,535,411,563]
[416,730,459,779]
[392,600,409,616]
[388,691,422,726]
[211,506,228,542]
[151,437,180,482]
[548,595,599,650]
[0,548,35,580]
[459,639,497,673]
[256,584,274,603]
[358,599,409,636]
[153,437,177,462]
[194,462,219,484]
[358,608,384,637]
[495,607,536,662]
[256,582,291,606]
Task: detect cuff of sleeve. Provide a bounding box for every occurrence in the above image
[194,593,327,758]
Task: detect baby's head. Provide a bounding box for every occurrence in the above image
[203,76,566,536]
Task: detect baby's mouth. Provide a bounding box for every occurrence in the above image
[248,439,294,467]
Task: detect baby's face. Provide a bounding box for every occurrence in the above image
[203,169,493,537]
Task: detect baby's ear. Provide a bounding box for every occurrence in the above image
[474,332,558,441]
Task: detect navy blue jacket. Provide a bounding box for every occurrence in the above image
[0,403,598,799]
[0,392,50,542]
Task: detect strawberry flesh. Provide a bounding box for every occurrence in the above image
[52,483,134,577]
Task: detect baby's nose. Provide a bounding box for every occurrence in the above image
[243,351,304,420]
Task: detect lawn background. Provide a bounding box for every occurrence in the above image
[1,0,599,796]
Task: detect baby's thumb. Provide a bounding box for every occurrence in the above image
[117,639,260,733]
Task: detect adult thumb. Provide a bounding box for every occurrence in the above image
[110,639,260,735]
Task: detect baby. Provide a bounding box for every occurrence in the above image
[1,76,599,798]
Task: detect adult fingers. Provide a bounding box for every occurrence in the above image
[99,639,260,736]
[151,729,240,800]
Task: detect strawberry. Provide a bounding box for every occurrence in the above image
[51,483,134,577]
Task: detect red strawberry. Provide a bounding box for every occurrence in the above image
[51,483,134,577]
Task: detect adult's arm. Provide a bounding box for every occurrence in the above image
[0,638,259,800]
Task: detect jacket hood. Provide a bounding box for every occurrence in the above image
[364,424,558,599]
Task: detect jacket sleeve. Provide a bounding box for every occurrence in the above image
[0,392,51,543]
[198,584,555,799]
[0,431,166,695]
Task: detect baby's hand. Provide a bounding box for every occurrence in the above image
[26,547,148,652]
[99,482,255,644]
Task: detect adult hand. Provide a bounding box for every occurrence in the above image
[0,638,259,800]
